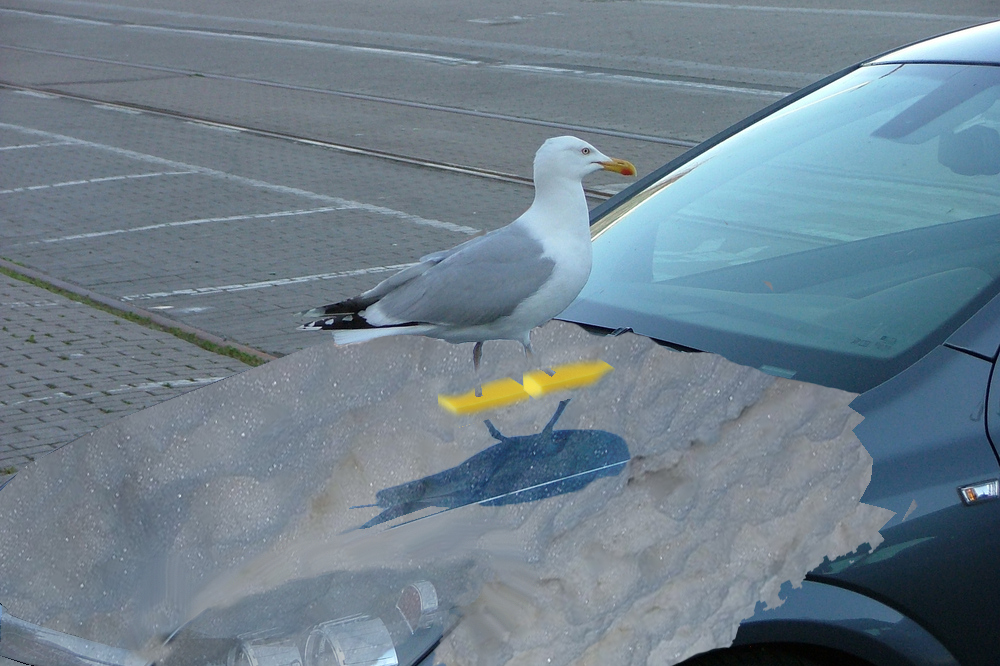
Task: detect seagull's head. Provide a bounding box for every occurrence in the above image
[534,136,636,183]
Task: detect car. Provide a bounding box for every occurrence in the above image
[3,20,1000,666]
[559,19,1000,666]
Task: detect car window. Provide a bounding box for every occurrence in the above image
[576,64,1000,392]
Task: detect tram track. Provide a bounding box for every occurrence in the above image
[0,6,797,99]
[0,44,706,200]
[2,80,640,200]
[0,6,792,196]
[0,0,987,469]
[0,43,701,151]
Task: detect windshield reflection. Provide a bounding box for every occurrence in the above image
[570,63,1000,392]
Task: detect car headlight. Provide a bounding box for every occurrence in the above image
[303,616,397,666]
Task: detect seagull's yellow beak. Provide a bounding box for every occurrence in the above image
[599,157,637,177]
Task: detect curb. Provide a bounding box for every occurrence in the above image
[0,258,278,365]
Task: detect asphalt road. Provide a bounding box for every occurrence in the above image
[0,0,997,465]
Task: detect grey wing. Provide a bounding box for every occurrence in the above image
[371,225,555,327]
[361,229,504,300]
[299,231,501,318]
[298,259,441,318]
[361,259,439,302]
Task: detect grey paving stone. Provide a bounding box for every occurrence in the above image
[0,273,249,475]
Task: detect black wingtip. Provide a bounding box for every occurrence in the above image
[296,294,376,320]
[298,313,377,331]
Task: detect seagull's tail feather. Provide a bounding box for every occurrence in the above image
[333,325,436,345]
[296,294,374,320]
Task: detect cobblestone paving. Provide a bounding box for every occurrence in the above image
[0,272,250,480]
[0,92,519,358]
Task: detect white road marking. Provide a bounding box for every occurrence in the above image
[185,120,242,133]
[93,103,142,114]
[0,170,195,195]
[0,1,820,85]
[1,50,699,147]
[13,89,55,99]
[468,15,530,25]
[2,7,807,96]
[0,8,482,65]
[0,300,61,308]
[38,207,346,244]
[120,264,417,301]
[499,63,786,98]
[4,377,228,407]
[147,28,483,66]
[0,122,480,235]
[638,1,995,22]
[0,141,74,151]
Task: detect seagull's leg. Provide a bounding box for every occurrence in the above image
[473,341,483,372]
[523,338,555,376]
[473,341,484,398]
[522,339,552,374]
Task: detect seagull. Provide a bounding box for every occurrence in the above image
[298,136,635,371]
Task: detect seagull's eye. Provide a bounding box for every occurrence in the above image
[581,147,591,155]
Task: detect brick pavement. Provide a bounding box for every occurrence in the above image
[0,92,518,358]
[0,271,252,483]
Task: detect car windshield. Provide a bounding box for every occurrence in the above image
[567,63,1000,392]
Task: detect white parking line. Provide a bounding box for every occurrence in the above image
[3,7,805,97]
[4,377,228,406]
[0,122,480,235]
[0,171,196,195]
[120,264,417,301]
[0,8,483,66]
[0,299,61,308]
[0,141,75,151]
[13,90,55,99]
[499,64,786,98]
[638,1,995,21]
[93,103,142,115]
[38,207,346,244]
[3,2,819,86]
[185,120,242,133]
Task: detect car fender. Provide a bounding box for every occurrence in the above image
[731,580,958,666]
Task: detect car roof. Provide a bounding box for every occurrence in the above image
[870,20,1000,66]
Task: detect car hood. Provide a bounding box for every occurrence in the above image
[0,322,891,666]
